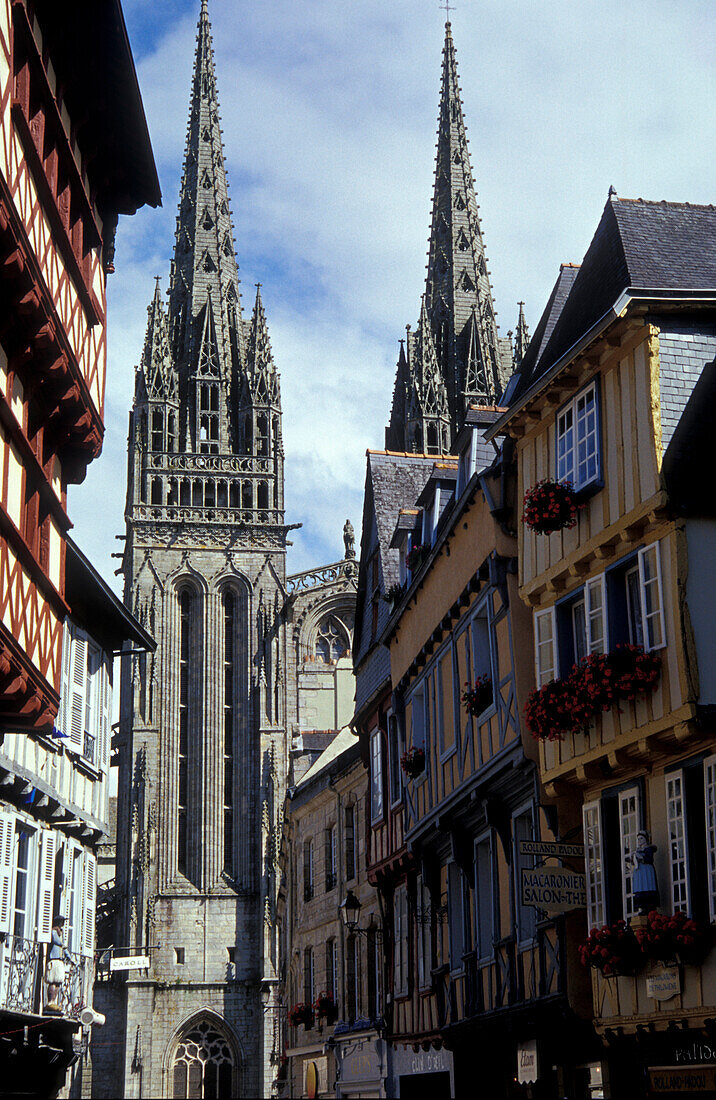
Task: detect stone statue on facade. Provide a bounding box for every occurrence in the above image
[343,519,355,559]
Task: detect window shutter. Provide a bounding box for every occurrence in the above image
[37,830,57,943]
[638,544,665,651]
[81,851,97,956]
[586,575,608,655]
[57,620,72,735]
[0,813,15,933]
[100,655,112,772]
[534,608,557,686]
[69,629,87,752]
[583,801,606,930]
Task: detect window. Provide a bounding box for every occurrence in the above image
[448,863,469,973]
[346,935,360,1022]
[513,808,537,943]
[58,622,111,771]
[583,801,606,930]
[705,757,716,922]
[638,544,665,651]
[222,592,235,876]
[370,730,383,823]
[559,574,608,672]
[325,938,337,999]
[557,381,599,489]
[12,824,34,940]
[303,946,315,1005]
[367,928,380,1019]
[344,804,356,882]
[171,1019,234,1099]
[619,787,641,919]
[303,839,314,902]
[534,608,558,686]
[388,711,403,805]
[393,883,409,996]
[666,772,690,913]
[475,834,495,962]
[325,826,337,892]
[416,874,432,989]
[410,688,426,752]
[315,616,349,663]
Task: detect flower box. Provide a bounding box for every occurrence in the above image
[579,919,646,977]
[406,544,428,573]
[383,581,406,605]
[288,1002,314,1029]
[401,746,425,779]
[634,910,715,968]
[462,675,493,717]
[525,645,661,741]
[314,991,338,1024]
[522,479,583,535]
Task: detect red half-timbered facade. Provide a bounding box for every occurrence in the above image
[0,0,159,731]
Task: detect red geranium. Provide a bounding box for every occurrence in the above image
[579,920,646,977]
[314,991,338,1024]
[522,479,584,535]
[462,675,493,717]
[634,910,715,967]
[401,746,425,779]
[288,1002,314,1029]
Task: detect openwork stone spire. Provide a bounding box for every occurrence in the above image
[403,299,451,455]
[168,0,243,394]
[513,301,530,368]
[140,278,177,402]
[246,286,281,409]
[425,21,508,420]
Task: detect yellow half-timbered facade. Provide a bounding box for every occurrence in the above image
[492,196,716,1098]
[382,409,597,1099]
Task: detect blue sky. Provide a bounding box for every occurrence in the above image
[70,0,714,587]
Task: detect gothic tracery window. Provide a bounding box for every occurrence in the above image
[172,1019,234,1099]
[315,617,350,663]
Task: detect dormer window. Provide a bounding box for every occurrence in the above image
[557,381,600,490]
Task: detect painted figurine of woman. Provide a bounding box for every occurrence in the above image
[628,830,659,913]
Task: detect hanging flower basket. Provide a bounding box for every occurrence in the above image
[525,646,661,741]
[634,910,716,968]
[578,920,646,977]
[288,1002,314,1029]
[406,544,428,573]
[462,675,493,717]
[401,746,425,779]
[522,479,584,535]
[314,991,339,1024]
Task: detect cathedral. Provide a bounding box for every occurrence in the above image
[92,3,357,1096]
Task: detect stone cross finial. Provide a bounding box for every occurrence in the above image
[343,519,355,559]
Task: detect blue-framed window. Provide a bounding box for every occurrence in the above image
[556,380,600,490]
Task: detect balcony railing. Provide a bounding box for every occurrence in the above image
[0,934,90,1020]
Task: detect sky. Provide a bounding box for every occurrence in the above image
[69,0,714,588]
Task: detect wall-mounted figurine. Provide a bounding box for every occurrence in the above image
[628,830,659,914]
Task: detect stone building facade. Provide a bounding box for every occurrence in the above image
[91,4,356,1097]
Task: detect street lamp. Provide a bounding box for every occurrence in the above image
[338,889,362,932]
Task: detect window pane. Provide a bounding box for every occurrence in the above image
[535,611,556,686]
[575,387,598,486]
[626,568,644,647]
[583,802,606,930]
[619,789,640,919]
[572,600,587,665]
[586,578,606,655]
[475,837,494,959]
[666,773,689,912]
[640,545,665,650]
[557,407,574,483]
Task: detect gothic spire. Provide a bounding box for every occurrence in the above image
[168,0,243,382]
[385,339,409,450]
[246,285,281,408]
[424,21,509,421]
[140,278,177,402]
[513,301,530,368]
[404,299,451,455]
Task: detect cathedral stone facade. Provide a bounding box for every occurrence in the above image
[91,4,356,1096]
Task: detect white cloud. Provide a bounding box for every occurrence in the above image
[69,0,714,584]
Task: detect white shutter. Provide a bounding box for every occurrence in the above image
[36,830,57,942]
[57,620,72,736]
[534,608,558,686]
[81,851,96,957]
[618,787,640,919]
[69,629,87,752]
[0,813,15,933]
[585,575,608,655]
[638,543,665,651]
[100,656,112,772]
[583,801,606,930]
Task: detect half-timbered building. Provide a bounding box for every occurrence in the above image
[489,195,716,1097]
[382,407,598,1098]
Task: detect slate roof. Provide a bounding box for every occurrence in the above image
[662,329,716,515]
[508,197,716,403]
[353,452,434,675]
[295,727,359,791]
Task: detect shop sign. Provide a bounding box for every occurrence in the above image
[649,1066,716,1093]
[674,1042,716,1065]
[110,955,150,971]
[519,840,584,859]
[646,967,681,1001]
[304,1057,327,1099]
[517,1040,538,1085]
[521,866,586,912]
